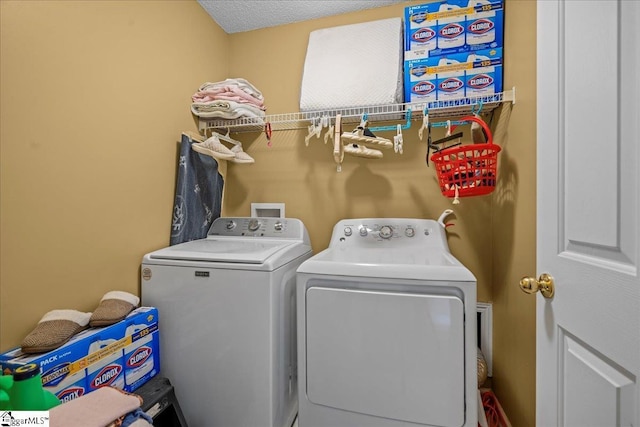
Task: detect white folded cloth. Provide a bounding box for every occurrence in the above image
[191,99,265,120]
[191,78,266,120]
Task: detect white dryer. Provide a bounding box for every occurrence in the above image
[297,216,477,427]
[141,217,312,427]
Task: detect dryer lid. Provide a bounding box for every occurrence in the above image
[297,246,476,282]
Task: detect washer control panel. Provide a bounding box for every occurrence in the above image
[208,217,302,238]
[331,218,448,250]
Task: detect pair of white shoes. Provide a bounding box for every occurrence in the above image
[192,134,255,164]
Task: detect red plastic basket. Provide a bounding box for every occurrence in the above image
[430,116,501,198]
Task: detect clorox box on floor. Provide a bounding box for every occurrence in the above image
[123,319,159,392]
[0,307,160,403]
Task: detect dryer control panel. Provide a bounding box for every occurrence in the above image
[207,217,308,240]
[329,218,449,251]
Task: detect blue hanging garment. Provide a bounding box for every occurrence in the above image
[170,133,224,245]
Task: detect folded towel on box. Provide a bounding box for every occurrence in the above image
[300,17,404,112]
[49,386,142,427]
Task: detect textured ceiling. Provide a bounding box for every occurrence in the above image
[197,0,404,34]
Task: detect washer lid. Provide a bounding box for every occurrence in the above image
[147,238,299,264]
[297,246,475,282]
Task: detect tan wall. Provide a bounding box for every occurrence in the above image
[225,4,494,304]
[0,0,228,348]
[1,1,536,426]
[491,1,537,425]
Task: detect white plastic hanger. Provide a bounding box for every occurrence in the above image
[418,112,429,141]
[324,116,334,144]
[393,124,403,154]
[212,129,241,146]
[304,117,324,146]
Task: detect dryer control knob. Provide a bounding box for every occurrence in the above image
[379,226,393,239]
[359,227,368,237]
[344,227,353,237]
[226,220,236,230]
[405,227,415,237]
[248,219,261,232]
[274,221,283,231]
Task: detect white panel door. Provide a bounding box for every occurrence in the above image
[536,1,640,426]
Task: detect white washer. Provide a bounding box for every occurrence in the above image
[297,217,477,427]
[141,217,312,427]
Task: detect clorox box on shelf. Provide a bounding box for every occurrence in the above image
[0,307,160,403]
[404,0,504,58]
[435,47,503,100]
[404,59,438,103]
[464,48,503,98]
[404,47,502,102]
[405,2,440,53]
[465,0,504,51]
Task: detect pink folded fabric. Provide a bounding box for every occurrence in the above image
[50,387,142,427]
[192,86,265,108]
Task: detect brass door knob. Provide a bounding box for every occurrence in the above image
[519,273,555,298]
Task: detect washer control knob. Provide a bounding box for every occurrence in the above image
[274,221,283,231]
[248,219,261,232]
[226,220,236,230]
[359,227,368,237]
[344,227,352,237]
[379,225,393,239]
[405,227,415,237]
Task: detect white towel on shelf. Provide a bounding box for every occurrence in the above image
[191,99,265,120]
[299,17,404,112]
[191,78,266,122]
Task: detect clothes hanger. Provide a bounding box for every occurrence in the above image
[470,102,487,143]
[393,124,403,154]
[425,124,463,167]
[211,129,241,146]
[305,115,329,146]
[324,116,334,144]
[418,109,429,141]
[333,114,343,172]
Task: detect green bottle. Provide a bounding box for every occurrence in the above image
[0,363,61,410]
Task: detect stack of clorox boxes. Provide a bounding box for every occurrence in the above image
[0,307,160,403]
[404,0,504,103]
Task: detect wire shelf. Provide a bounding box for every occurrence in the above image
[198,88,515,134]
